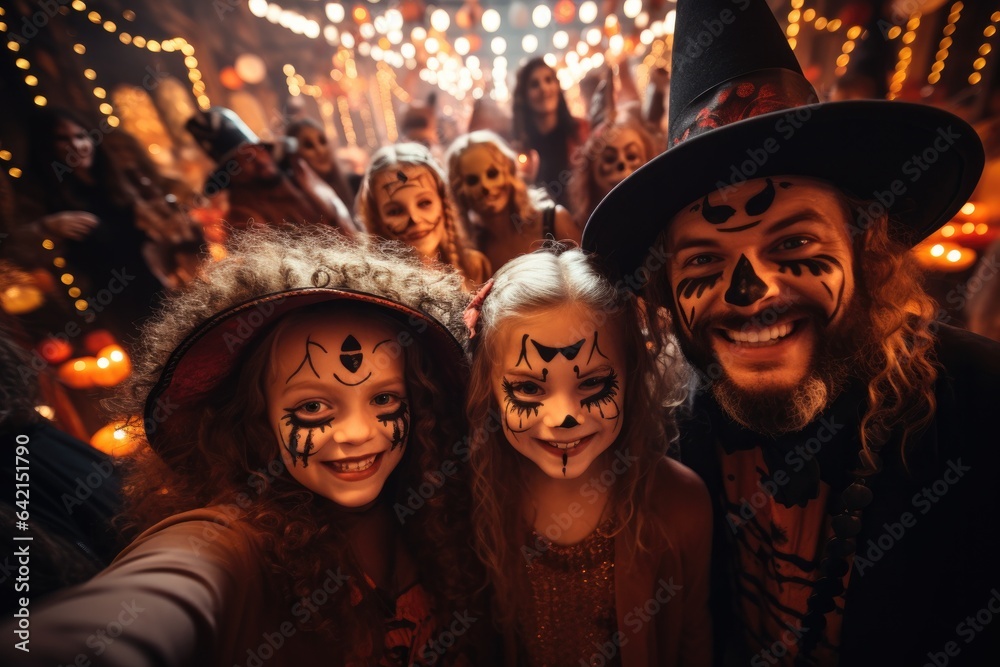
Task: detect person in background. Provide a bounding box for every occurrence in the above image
[567,117,659,231]
[446,130,576,271]
[357,142,491,290]
[13,108,168,343]
[186,107,356,237]
[285,118,358,216]
[512,58,589,211]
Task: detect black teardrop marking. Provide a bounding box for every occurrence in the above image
[724,254,768,306]
[744,178,776,216]
[700,195,737,225]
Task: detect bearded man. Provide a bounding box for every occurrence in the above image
[583,1,1000,665]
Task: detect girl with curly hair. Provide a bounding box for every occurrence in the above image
[463,245,712,666]
[356,143,491,290]
[445,131,577,272]
[5,227,489,667]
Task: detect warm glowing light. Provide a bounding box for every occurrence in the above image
[941,225,955,237]
[931,244,945,257]
[961,202,976,215]
[325,3,345,23]
[946,249,962,262]
[430,8,450,32]
[579,1,598,24]
[523,34,538,52]
[553,30,569,49]
[532,5,551,29]
[482,8,501,32]
[455,36,470,55]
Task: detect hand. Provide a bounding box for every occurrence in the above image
[40,211,99,240]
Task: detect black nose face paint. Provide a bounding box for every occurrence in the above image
[725,254,768,307]
[558,415,580,428]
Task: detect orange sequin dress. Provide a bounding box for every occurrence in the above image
[520,520,621,667]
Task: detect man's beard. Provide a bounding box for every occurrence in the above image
[677,297,871,436]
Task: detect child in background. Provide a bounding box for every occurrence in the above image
[446,131,577,272]
[2,227,485,667]
[464,245,712,666]
[357,142,491,290]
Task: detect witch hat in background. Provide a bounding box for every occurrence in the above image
[582,0,984,283]
[186,107,293,193]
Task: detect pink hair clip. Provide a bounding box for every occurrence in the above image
[463,279,494,340]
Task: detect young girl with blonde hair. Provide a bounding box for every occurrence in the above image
[464,245,712,666]
[357,142,491,289]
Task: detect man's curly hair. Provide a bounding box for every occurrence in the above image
[111,226,483,662]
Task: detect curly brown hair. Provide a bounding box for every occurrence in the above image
[464,245,690,636]
[111,226,484,661]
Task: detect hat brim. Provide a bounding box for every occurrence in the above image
[143,287,468,459]
[582,100,984,283]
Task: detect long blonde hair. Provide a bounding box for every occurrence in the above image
[356,142,480,281]
[465,244,689,634]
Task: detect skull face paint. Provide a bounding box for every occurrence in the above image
[457,144,511,217]
[266,312,409,508]
[593,127,648,197]
[666,176,855,395]
[493,304,625,480]
[371,165,445,259]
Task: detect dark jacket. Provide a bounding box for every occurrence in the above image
[679,324,1000,666]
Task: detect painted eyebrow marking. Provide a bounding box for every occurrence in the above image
[586,331,610,365]
[716,220,762,233]
[516,333,532,369]
[372,338,393,352]
[286,337,328,384]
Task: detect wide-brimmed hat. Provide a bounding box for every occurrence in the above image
[582,0,985,283]
[136,228,469,464]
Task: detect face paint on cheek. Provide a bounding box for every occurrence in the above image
[776,254,846,323]
[279,413,332,467]
[578,367,622,428]
[674,272,724,331]
[376,400,410,451]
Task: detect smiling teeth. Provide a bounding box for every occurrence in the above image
[328,454,377,472]
[727,322,793,344]
[548,440,581,450]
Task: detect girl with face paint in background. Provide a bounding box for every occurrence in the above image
[445,131,579,272]
[512,59,590,212]
[357,143,492,291]
[3,227,490,667]
[567,118,659,231]
[464,245,713,666]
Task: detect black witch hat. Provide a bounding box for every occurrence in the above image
[186,107,293,193]
[582,0,984,282]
